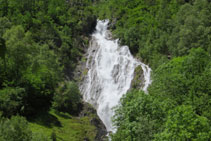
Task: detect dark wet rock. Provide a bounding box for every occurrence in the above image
[82,16,97,35]
[112,64,120,83]
[91,118,107,141]
[84,137,89,141]
[79,102,107,141]
[73,38,107,141]
[105,31,113,40]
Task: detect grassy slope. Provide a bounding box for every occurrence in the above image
[29,110,97,141]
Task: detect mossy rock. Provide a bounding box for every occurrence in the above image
[131,65,145,89]
[81,56,87,63]
[83,68,88,76]
[79,102,107,141]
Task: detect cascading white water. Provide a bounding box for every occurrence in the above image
[80,20,151,132]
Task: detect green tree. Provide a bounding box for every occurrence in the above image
[21,43,62,115]
[168,0,211,56]
[53,81,82,115]
[3,25,30,81]
[0,0,8,16]
[155,105,211,141]
[0,87,25,117]
[112,90,165,141]
[0,116,32,141]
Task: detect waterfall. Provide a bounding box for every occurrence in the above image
[80,20,151,132]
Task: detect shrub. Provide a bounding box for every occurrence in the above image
[0,87,25,117]
[53,81,82,115]
[0,116,32,141]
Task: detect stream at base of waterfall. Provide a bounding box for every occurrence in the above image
[80,20,151,132]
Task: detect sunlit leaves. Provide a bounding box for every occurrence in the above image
[155,105,211,140]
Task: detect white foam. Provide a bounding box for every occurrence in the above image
[80,20,151,132]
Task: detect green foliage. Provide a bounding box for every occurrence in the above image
[31,133,50,141]
[3,25,31,81]
[113,48,211,140]
[168,0,211,56]
[53,81,82,115]
[0,0,100,139]
[96,1,211,139]
[150,48,211,112]
[0,37,6,60]
[0,25,62,115]
[0,0,98,117]
[1,0,211,140]
[0,87,25,117]
[97,0,211,69]
[112,90,165,141]
[155,105,211,141]
[0,116,32,141]
[21,43,62,115]
[0,17,11,36]
[0,0,101,140]
[50,131,57,141]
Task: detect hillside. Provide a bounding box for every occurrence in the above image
[0,0,211,141]
[95,0,211,140]
[0,0,106,140]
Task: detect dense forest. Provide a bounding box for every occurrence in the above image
[0,0,211,141]
[0,0,102,140]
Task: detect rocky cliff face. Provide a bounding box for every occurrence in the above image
[79,102,107,141]
[130,65,145,90]
[74,19,151,140]
[73,40,107,141]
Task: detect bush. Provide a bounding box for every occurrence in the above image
[52,81,82,115]
[155,105,211,141]
[0,87,25,117]
[112,90,165,141]
[0,116,32,141]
